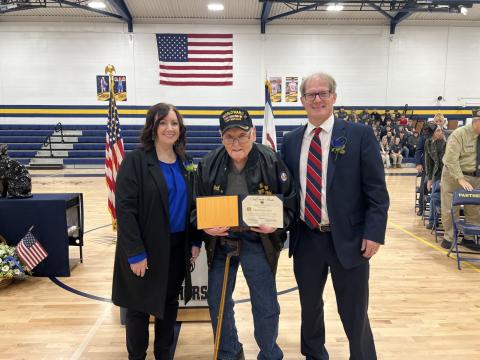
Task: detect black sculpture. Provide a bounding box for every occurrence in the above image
[0,144,32,198]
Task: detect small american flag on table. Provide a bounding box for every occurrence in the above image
[156,33,233,86]
[16,230,48,270]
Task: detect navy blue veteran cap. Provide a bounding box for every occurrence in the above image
[472,107,480,119]
[219,108,253,134]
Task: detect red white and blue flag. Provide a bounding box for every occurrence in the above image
[15,230,48,270]
[105,83,125,229]
[156,33,233,86]
[262,79,277,151]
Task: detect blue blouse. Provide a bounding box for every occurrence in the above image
[159,159,187,233]
[127,159,187,264]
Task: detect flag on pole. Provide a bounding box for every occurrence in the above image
[15,230,48,271]
[105,76,125,230]
[262,79,277,151]
[156,33,233,86]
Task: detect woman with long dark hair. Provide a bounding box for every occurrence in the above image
[112,103,201,360]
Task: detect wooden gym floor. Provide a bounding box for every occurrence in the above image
[1,168,480,360]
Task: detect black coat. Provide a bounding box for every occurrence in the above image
[194,143,296,275]
[111,149,199,319]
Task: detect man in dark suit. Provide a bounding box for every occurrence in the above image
[281,72,389,360]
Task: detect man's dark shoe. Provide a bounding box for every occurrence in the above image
[219,348,244,360]
[462,239,480,251]
[441,239,452,249]
[417,210,423,216]
[426,223,433,230]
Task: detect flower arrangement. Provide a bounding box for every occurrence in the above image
[0,242,28,282]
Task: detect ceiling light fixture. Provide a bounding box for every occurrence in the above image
[327,3,344,11]
[88,1,106,10]
[208,3,224,11]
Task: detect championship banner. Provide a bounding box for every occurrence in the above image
[96,75,109,101]
[286,76,298,103]
[269,76,282,103]
[96,75,127,101]
[113,76,127,101]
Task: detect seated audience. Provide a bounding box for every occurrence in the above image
[380,137,391,169]
[390,137,403,168]
[381,130,395,146]
[347,109,358,123]
[407,131,420,157]
[393,109,401,120]
[337,107,348,120]
[384,109,392,122]
[359,109,370,123]
[397,132,410,158]
[398,115,408,126]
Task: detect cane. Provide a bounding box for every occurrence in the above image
[213,239,241,360]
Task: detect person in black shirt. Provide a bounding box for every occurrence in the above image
[390,137,403,168]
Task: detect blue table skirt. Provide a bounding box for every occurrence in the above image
[0,193,82,277]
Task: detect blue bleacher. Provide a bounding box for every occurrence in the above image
[0,124,290,167]
[0,123,416,167]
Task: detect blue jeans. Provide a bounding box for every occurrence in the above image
[208,238,283,360]
[429,180,441,226]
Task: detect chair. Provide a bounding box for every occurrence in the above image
[423,193,431,226]
[433,202,443,242]
[415,173,422,214]
[447,189,480,270]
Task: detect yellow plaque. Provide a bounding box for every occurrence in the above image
[196,196,239,229]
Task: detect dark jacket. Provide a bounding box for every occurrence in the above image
[112,149,199,319]
[282,119,389,269]
[415,134,426,166]
[194,143,296,275]
[425,138,446,182]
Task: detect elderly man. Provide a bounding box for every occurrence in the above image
[440,108,480,250]
[195,108,296,360]
[425,125,446,229]
[282,72,389,360]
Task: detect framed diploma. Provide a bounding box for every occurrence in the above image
[196,195,283,229]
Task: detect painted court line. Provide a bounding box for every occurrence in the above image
[388,220,480,273]
[70,304,111,360]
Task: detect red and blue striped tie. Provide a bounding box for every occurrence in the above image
[305,127,323,230]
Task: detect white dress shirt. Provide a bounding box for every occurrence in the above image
[299,114,334,225]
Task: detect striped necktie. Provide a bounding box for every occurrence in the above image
[305,127,323,230]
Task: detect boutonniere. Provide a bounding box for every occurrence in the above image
[184,160,197,173]
[331,136,347,160]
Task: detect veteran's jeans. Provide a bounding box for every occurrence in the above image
[207,238,283,360]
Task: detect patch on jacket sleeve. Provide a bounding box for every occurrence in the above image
[280,171,288,182]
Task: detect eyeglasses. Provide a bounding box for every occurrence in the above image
[303,91,332,102]
[222,131,252,145]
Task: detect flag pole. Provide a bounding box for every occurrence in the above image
[105,64,117,232]
[262,77,277,151]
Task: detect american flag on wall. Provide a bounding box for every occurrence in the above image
[15,230,48,271]
[105,83,125,230]
[156,33,233,86]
